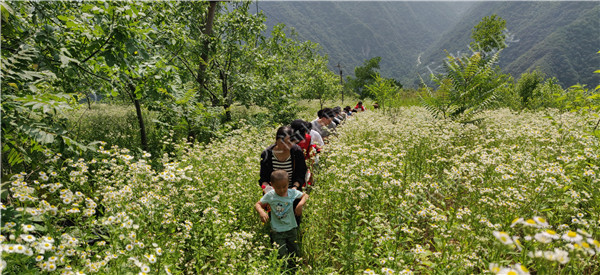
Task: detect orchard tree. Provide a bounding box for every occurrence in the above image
[346,56,381,99]
[365,73,400,112]
[470,14,507,57]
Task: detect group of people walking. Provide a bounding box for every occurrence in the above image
[254,102,367,268]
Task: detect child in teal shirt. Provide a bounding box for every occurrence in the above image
[255,170,308,260]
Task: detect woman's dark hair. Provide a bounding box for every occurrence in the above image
[333,106,342,114]
[290,119,310,142]
[275,126,294,141]
[358,101,363,105]
[321,108,334,118]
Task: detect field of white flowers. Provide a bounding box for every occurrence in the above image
[2,107,599,274]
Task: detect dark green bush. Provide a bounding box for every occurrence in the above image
[516,70,546,107]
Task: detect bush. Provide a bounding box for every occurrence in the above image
[420,51,508,122]
[516,70,546,107]
[526,77,564,110]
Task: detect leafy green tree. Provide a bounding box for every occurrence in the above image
[552,54,600,136]
[470,14,507,57]
[420,51,507,122]
[11,1,182,151]
[515,70,546,107]
[1,1,94,171]
[346,56,381,99]
[301,66,340,110]
[2,0,341,161]
[365,73,400,112]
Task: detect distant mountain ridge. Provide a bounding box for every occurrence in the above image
[258,1,599,88]
[419,1,600,87]
[258,1,471,86]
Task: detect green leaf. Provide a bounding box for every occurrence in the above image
[59,48,79,68]
[66,21,78,29]
[1,2,13,22]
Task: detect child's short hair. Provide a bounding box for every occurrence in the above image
[271,170,288,185]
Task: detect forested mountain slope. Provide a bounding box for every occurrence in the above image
[419,1,600,87]
[259,1,599,88]
[257,1,471,86]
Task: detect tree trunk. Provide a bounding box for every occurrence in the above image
[186,116,195,143]
[128,83,149,152]
[319,96,323,110]
[197,1,218,100]
[133,98,149,152]
[220,69,231,122]
[86,94,91,110]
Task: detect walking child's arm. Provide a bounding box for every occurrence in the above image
[294,193,308,216]
[255,201,269,223]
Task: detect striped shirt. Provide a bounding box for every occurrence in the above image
[272,154,293,184]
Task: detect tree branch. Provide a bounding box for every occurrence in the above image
[80,11,116,64]
[177,56,198,80]
[74,63,112,83]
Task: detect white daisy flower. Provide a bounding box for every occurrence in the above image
[493,231,514,245]
[533,216,549,228]
[562,231,583,243]
[576,229,591,237]
[513,263,530,275]
[144,254,157,264]
[22,224,35,232]
[534,232,553,244]
[510,218,523,227]
[20,234,36,242]
[522,218,538,228]
[489,263,501,273]
[0,259,6,272]
[15,244,26,254]
[589,238,600,252]
[497,267,520,275]
[541,229,560,239]
[580,241,596,256]
[553,249,570,264]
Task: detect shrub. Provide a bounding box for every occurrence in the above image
[420,51,508,122]
[516,70,546,107]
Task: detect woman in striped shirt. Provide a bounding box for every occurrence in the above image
[259,126,307,192]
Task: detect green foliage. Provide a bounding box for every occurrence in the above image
[496,70,565,111]
[536,52,600,137]
[1,16,92,172]
[65,104,165,153]
[550,84,600,137]
[422,2,599,88]
[346,57,382,99]
[365,73,400,112]
[300,68,339,110]
[516,70,545,106]
[420,51,507,122]
[1,0,340,168]
[523,77,564,110]
[469,14,507,56]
